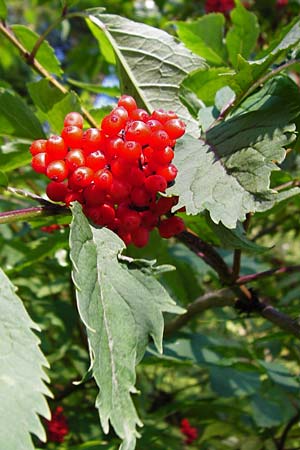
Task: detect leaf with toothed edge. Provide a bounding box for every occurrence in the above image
[87,13,206,137]
[0,268,51,450]
[69,203,184,450]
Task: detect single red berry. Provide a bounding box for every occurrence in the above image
[152,146,174,165]
[46,160,68,182]
[164,118,186,139]
[101,110,127,136]
[130,108,150,122]
[119,140,142,161]
[46,181,68,202]
[94,169,113,191]
[156,164,178,182]
[110,158,131,178]
[158,216,185,238]
[82,128,104,153]
[146,119,164,133]
[117,95,137,114]
[140,210,158,230]
[145,174,167,194]
[151,196,178,215]
[83,184,108,207]
[31,152,47,174]
[150,108,168,123]
[65,191,84,206]
[30,139,47,156]
[131,186,152,207]
[125,121,151,146]
[129,166,146,186]
[106,136,124,160]
[142,146,154,163]
[110,179,131,203]
[86,203,115,226]
[65,149,85,172]
[131,226,149,247]
[120,209,141,232]
[150,130,171,150]
[118,229,132,245]
[61,126,83,149]
[64,111,84,129]
[86,150,107,171]
[69,166,94,188]
[46,135,67,161]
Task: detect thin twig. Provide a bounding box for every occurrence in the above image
[232,249,241,281]
[0,21,97,128]
[277,411,300,450]
[236,265,300,284]
[0,205,69,224]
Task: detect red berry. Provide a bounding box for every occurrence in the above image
[146,119,164,133]
[125,121,151,146]
[61,126,83,149]
[164,118,186,139]
[86,203,115,226]
[140,210,158,230]
[83,184,107,207]
[64,112,84,129]
[152,146,174,165]
[46,160,68,182]
[158,216,185,238]
[131,226,149,247]
[150,130,171,150]
[117,95,137,114]
[156,164,178,182]
[129,167,146,186]
[152,196,177,215]
[70,166,94,188]
[101,110,127,136]
[106,136,124,160]
[82,128,104,153]
[31,152,47,174]
[65,149,85,172]
[130,108,150,122]
[119,141,142,161]
[145,175,167,193]
[150,109,168,123]
[46,135,67,161]
[118,229,132,245]
[30,139,47,156]
[86,150,107,171]
[46,181,68,202]
[65,191,84,206]
[110,158,131,178]
[94,169,113,191]
[120,209,141,232]
[131,186,152,207]
[110,179,131,203]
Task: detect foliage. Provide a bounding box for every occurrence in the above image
[1,1,300,450]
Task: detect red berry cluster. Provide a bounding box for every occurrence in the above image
[41,224,67,233]
[30,95,186,247]
[180,418,198,445]
[46,406,69,443]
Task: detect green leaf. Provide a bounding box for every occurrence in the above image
[207,217,267,253]
[0,0,7,20]
[0,170,8,188]
[27,79,81,134]
[0,140,32,172]
[69,203,184,450]
[182,67,235,106]
[175,14,227,66]
[258,360,299,389]
[169,77,299,228]
[0,268,50,450]
[250,395,284,428]
[209,365,261,397]
[226,0,259,68]
[11,25,62,76]
[87,14,206,137]
[67,78,120,96]
[0,89,45,139]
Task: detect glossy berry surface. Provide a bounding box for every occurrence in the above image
[29,94,186,248]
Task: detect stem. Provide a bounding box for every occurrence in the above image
[236,265,300,284]
[232,250,241,281]
[0,21,97,128]
[0,205,69,224]
[6,186,50,204]
[277,411,300,450]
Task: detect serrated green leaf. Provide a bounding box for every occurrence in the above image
[69,203,184,450]
[0,89,45,139]
[169,77,299,228]
[0,140,32,172]
[27,79,81,134]
[226,0,259,68]
[0,268,50,450]
[175,14,227,66]
[0,0,7,20]
[11,25,62,76]
[88,14,205,137]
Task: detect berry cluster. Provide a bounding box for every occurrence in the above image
[180,418,198,445]
[46,406,69,443]
[30,95,186,247]
[205,0,235,14]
